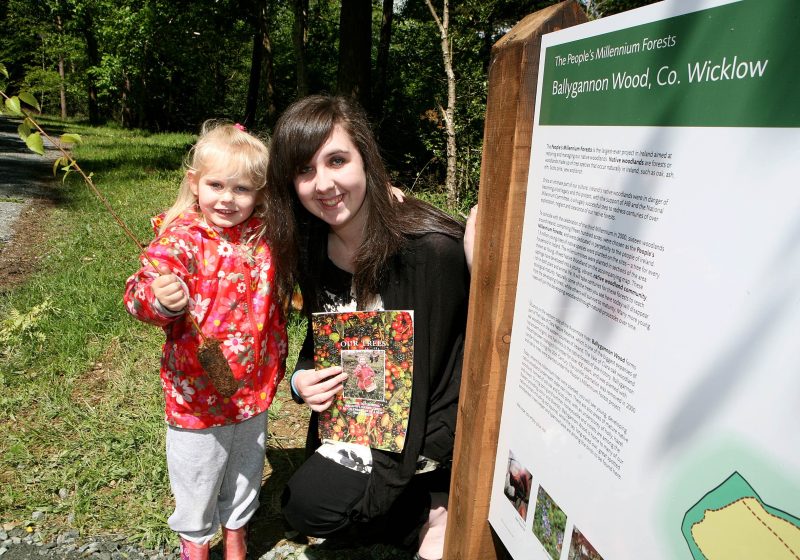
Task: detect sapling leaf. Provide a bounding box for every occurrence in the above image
[23,116,34,130]
[25,132,45,155]
[4,96,22,116]
[18,91,40,112]
[18,121,31,140]
[60,133,82,145]
[62,168,72,184]
[0,63,8,78]
[53,156,67,176]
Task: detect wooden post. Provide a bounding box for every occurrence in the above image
[445,2,588,559]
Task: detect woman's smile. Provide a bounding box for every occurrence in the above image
[318,194,345,208]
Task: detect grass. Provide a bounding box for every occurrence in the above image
[0,117,307,549]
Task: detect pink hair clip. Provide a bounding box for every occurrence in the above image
[233,123,246,132]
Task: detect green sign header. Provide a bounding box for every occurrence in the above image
[539,0,800,127]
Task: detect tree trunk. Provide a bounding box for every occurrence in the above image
[57,55,66,118]
[291,0,309,97]
[243,30,263,128]
[336,0,372,110]
[56,15,67,118]
[81,8,100,125]
[425,0,458,208]
[262,7,277,127]
[373,0,393,120]
[121,74,132,128]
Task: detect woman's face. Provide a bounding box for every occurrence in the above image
[293,125,367,235]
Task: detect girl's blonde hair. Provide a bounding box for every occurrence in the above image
[159,120,269,235]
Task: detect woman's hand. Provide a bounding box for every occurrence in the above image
[152,266,188,312]
[293,366,349,412]
[464,205,478,273]
[390,184,405,202]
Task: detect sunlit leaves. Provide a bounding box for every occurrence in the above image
[25,132,45,155]
[60,133,82,145]
[4,96,22,116]
[53,156,67,176]
[0,63,8,78]
[17,119,32,140]
[18,91,41,112]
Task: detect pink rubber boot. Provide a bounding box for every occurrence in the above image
[179,538,209,560]
[222,525,247,560]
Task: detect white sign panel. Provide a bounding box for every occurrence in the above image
[488,1,800,559]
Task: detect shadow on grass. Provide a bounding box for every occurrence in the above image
[243,447,415,560]
[77,143,190,179]
[246,446,307,558]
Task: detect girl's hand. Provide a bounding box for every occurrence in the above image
[152,266,189,312]
[293,366,348,412]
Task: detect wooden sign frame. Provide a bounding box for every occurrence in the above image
[444,2,588,558]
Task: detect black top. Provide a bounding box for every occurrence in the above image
[294,231,470,521]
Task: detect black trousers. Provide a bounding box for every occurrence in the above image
[281,452,449,548]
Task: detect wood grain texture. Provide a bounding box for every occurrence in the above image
[444,3,588,558]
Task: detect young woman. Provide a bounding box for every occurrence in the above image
[268,95,470,560]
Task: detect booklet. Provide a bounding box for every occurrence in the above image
[312,310,414,453]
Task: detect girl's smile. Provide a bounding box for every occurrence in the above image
[189,157,258,229]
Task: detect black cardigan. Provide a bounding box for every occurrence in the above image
[294,231,470,520]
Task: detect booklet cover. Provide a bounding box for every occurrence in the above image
[313,310,414,453]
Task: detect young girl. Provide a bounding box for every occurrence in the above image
[123,122,294,560]
[269,95,469,560]
[353,353,377,393]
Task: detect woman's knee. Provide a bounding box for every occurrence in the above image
[280,457,366,537]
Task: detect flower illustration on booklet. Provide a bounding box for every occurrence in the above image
[313,310,414,452]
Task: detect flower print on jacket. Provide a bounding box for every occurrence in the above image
[225,332,247,354]
[124,209,287,429]
[237,405,255,421]
[172,376,196,405]
[190,294,211,323]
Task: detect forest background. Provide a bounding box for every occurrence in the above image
[0,0,656,553]
[1,0,655,210]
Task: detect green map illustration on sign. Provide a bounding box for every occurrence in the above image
[682,472,800,559]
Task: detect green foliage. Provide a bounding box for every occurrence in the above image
[581,0,661,19]
[21,67,61,100]
[3,95,22,116]
[24,131,44,155]
[0,298,55,357]
[2,1,651,209]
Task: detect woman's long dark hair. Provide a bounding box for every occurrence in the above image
[267,94,463,311]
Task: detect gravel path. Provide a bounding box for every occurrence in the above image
[0,116,61,243]
[0,519,412,560]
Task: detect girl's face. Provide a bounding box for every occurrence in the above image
[293,125,367,235]
[189,156,258,229]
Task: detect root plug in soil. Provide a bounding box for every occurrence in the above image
[197,340,238,397]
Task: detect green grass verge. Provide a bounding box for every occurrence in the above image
[0,118,306,548]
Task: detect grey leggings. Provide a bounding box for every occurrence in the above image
[166,413,267,543]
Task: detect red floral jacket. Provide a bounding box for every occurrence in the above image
[124,210,287,429]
